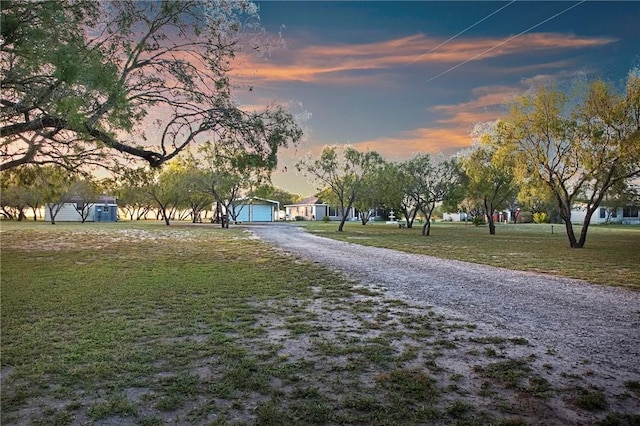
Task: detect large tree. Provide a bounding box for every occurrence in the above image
[115,168,156,221]
[1,0,301,171]
[198,140,270,228]
[401,154,461,236]
[460,140,519,235]
[498,73,640,248]
[296,145,384,231]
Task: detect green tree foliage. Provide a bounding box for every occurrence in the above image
[400,154,461,236]
[253,184,301,211]
[0,166,37,220]
[67,178,100,223]
[460,133,519,235]
[198,140,266,228]
[296,145,384,231]
[33,166,77,224]
[352,166,392,225]
[144,163,189,226]
[497,73,640,248]
[373,162,408,225]
[1,0,302,172]
[114,168,156,221]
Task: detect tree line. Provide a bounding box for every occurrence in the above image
[1,1,639,248]
[296,74,640,249]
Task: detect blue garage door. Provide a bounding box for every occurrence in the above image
[234,205,250,222]
[252,205,273,222]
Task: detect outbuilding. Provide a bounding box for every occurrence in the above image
[230,197,279,222]
[44,196,118,222]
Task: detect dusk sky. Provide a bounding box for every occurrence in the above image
[228,1,639,196]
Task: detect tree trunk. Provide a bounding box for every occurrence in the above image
[421,220,429,236]
[563,219,579,247]
[557,200,582,248]
[338,199,355,232]
[159,206,170,225]
[488,217,496,235]
[484,198,496,235]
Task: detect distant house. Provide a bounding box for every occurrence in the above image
[571,205,640,225]
[229,197,279,222]
[284,196,356,221]
[442,212,469,222]
[44,196,118,222]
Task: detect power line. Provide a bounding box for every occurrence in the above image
[426,0,586,83]
[402,0,516,68]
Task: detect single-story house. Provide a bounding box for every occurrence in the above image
[442,212,469,222]
[44,196,118,222]
[442,209,530,223]
[229,197,279,222]
[571,205,640,225]
[284,196,356,221]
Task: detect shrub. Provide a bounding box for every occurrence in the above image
[322,215,330,223]
[472,216,486,227]
[533,212,549,224]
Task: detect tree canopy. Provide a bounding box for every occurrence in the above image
[497,73,640,247]
[296,145,384,231]
[1,0,301,172]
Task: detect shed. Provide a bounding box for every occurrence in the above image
[44,196,118,222]
[230,197,279,222]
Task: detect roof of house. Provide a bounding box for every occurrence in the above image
[234,196,279,205]
[286,195,325,206]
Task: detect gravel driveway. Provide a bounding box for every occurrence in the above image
[250,223,640,383]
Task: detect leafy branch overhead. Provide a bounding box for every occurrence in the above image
[1,0,301,171]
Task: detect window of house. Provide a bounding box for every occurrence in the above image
[599,208,606,219]
[623,206,639,217]
[328,206,337,216]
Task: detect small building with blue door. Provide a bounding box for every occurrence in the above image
[229,197,279,223]
[44,196,118,222]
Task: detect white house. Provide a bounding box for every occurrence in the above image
[229,197,279,222]
[571,205,640,225]
[284,196,356,221]
[442,212,469,222]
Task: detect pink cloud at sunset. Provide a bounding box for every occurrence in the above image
[232,32,617,85]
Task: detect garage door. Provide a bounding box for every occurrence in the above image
[235,206,250,222]
[252,204,273,222]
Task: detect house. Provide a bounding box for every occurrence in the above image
[284,196,356,221]
[442,212,468,222]
[571,205,640,225]
[229,197,279,222]
[44,196,118,222]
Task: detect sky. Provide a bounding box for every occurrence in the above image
[228,1,640,196]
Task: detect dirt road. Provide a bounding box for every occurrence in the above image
[250,223,640,382]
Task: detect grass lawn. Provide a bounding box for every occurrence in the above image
[301,221,640,290]
[1,221,638,425]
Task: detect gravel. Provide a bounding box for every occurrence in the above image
[249,223,640,382]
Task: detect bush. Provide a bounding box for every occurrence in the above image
[471,216,486,227]
[294,216,305,221]
[322,215,330,223]
[533,212,549,224]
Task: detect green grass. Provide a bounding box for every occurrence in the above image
[302,221,640,289]
[1,220,637,425]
